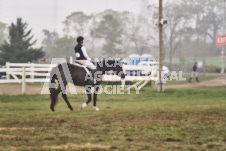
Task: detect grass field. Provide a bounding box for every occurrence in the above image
[205,57,226,67]
[0,86,226,151]
[165,56,225,67]
[165,75,217,85]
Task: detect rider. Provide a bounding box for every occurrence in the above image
[74,36,96,84]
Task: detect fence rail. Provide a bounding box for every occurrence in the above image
[0,62,157,94]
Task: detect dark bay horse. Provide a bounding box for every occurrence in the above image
[49,59,125,112]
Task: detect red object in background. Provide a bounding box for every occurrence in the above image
[216,35,226,45]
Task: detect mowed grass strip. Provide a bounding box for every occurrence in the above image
[0,87,225,151]
[165,75,218,85]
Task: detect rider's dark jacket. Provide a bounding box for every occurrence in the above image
[74,44,86,60]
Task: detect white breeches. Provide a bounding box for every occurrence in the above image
[75,60,97,70]
[191,71,198,78]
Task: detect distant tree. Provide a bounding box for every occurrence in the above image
[121,12,157,55]
[163,1,187,66]
[184,0,223,52]
[96,12,123,56]
[63,12,96,55]
[89,13,106,52]
[0,22,7,45]
[120,11,134,55]
[63,12,91,36]
[50,36,75,58]
[42,29,59,58]
[130,15,153,55]
[0,18,44,65]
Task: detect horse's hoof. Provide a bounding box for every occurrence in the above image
[93,106,99,111]
[78,106,83,111]
[78,103,87,111]
[69,107,74,111]
[50,106,55,112]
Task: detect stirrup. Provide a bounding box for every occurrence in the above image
[87,79,96,85]
[90,69,97,84]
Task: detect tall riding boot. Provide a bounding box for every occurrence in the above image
[188,77,192,83]
[86,79,95,85]
[86,70,96,85]
[196,77,199,83]
[91,70,97,84]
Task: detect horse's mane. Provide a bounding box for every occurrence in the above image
[93,59,122,68]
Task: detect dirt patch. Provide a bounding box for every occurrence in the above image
[42,143,110,150]
[0,83,86,95]
[166,75,226,88]
[1,75,225,95]
[193,104,226,108]
[0,127,35,131]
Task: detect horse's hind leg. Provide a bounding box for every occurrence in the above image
[50,87,61,112]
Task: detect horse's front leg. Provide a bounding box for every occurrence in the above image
[60,82,73,111]
[78,85,92,110]
[62,93,73,111]
[93,85,100,111]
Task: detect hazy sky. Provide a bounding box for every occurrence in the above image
[0,0,154,46]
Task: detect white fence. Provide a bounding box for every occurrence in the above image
[0,62,157,94]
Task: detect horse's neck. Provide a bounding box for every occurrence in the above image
[96,60,115,74]
[97,66,111,75]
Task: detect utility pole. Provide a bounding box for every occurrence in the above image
[158,0,163,92]
[221,0,225,74]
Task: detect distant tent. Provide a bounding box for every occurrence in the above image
[127,54,141,65]
[128,54,140,58]
[141,54,153,58]
[140,54,156,62]
[125,54,156,65]
[121,54,157,75]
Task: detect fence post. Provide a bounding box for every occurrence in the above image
[203,58,206,76]
[30,63,34,82]
[22,67,26,95]
[121,80,125,88]
[6,62,10,80]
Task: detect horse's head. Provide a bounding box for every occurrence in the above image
[95,59,126,80]
[112,59,126,80]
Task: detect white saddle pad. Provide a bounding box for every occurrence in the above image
[74,63,91,74]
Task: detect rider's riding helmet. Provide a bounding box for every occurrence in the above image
[77,36,84,43]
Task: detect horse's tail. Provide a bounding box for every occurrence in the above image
[49,66,60,111]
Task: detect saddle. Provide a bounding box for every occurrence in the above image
[74,61,96,85]
[74,62,91,73]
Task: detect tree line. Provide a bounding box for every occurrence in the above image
[0,0,224,65]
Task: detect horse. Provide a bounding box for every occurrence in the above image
[49,59,125,112]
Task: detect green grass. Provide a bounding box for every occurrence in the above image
[0,87,226,150]
[165,75,217,85]
[165,56,225,67]
[205,57,226,67]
